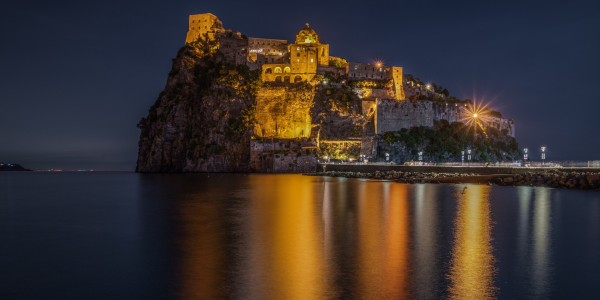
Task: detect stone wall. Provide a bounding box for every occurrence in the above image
[348,62,389,80]
[247,37,289,69]
[186,13,223,43]
[250,139,317,172]
[376,100,434,133]
[376,99,514,137]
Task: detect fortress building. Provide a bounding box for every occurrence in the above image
[184,13,405,100]
[260,23,329,83]
[185,13,223,43]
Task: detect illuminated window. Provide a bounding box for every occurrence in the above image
[274,67,282,73]
[310,58,314,63]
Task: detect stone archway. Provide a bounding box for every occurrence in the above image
[294,75,303,83]
[275,76,282,83]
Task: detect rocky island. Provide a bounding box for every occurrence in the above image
[0,163,31,171]
[137,13,518,173]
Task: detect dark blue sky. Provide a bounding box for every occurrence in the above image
[1,0,599,170]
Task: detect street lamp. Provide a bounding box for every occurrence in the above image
[385,152,390,163]
[461,150,465,165]
[418,151,423,164]
[523,148,528,165]
[541,146,546,166]
[467,149,472,162]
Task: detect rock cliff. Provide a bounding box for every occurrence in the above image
[137,39,259,172]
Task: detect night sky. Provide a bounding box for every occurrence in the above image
[1,0,599,170]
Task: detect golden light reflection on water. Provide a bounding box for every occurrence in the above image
[383,183,410,298]
[448,184,496,299]
[413,184,440,300]
[178,194,224,299]
[357,182,410,299]
[243,175,328,300]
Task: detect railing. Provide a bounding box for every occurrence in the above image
[318,160,600,168]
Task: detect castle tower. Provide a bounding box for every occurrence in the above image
[185,13,223,43]
[288,23,329,80]
[391,66,405,100]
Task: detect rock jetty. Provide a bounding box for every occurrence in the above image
[310,170,600,190]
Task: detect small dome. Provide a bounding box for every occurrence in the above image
[295,23,319,44]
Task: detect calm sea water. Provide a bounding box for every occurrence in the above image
[1,172,599,299]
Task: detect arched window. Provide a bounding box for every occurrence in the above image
[275,76,282,83]
[274,67,282,74]
[283,67,291,73]
[294,75,303,83]
[265,68,272,74]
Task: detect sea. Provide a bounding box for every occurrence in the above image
[1,172,599,299]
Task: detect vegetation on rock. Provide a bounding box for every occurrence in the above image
[137,38,260,172]
[378,120,519,163]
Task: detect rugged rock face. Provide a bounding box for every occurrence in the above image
[137,40,259,172]
[253,84,314,139]
[136,38,375,172]
[311,85,368,140]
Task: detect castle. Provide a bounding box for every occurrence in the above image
[185,13,405,101]
[182,13,515,170]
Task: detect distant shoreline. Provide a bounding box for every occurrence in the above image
[0,164,31,172]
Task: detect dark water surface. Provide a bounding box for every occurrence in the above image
[1,173,599,299]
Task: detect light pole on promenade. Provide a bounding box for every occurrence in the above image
[541,146,546,166]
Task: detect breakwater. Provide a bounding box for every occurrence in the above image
[312,164,600,190]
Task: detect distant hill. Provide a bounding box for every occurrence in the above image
[0,163,32,171]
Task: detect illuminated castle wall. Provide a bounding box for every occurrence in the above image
[183,13,514,148]
[185,13,223,43]
[260,23,329,83]
[184,13,403,101]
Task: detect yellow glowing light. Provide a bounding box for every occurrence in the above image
[374,60,383,68]
[461,101,491,139]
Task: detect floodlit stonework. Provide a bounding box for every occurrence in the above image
[134,13,519,172]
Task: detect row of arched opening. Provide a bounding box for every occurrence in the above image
[273,75,304,83]
[265,66,291,74]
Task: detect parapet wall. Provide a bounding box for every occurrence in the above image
[250,139,317,172]
[376,99,514,136]
[376,100,435,133]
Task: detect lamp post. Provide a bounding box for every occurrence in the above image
[385,152,390,163]
[418,151,423,164]
[461,150,465,165]
[467,149,472,162]
[541,146,546,166]
[523,148,528,166]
